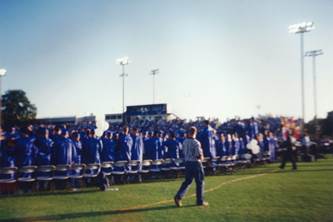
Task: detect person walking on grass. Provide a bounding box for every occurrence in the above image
[174,126,208,207]
[279,130,297,171]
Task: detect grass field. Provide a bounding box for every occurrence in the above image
[0,156,333,222]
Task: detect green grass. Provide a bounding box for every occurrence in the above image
[1,156,333,222]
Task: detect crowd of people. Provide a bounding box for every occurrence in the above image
[0,116,303,193]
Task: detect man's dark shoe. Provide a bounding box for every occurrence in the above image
[174,196,182,207]
[197,201,209,207]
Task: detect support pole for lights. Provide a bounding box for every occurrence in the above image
[300,32,305,126]
[305,49,323,137]
[0,68,7,130]
[305,49,323,119]
[150,69,159,104]
[288,22,315,133]
[116,57,130,124]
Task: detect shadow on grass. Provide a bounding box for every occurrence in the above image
[0,204,196,222]
[0,188,100,199]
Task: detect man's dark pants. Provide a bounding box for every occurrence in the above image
[175,161,205,204]
[280,151,297,170]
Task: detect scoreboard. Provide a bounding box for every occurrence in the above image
[126,104,167,116]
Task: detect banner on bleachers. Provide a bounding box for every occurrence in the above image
[126,104,167,116]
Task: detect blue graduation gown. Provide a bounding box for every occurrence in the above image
[198,127,216,158]
[16,137,37,167]
[163,139,181,159]
[72,140,83,164]
[83,137,102,164]
[53,137,73,165]
[116,134,133,161]
[101,138,116,162]
[0,143,17,167]
[145,137,163,160]
[35,137,54,166]
[131,135,144,161]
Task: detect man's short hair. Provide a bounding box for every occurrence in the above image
[123,126,129,133]
[188,127,197,136]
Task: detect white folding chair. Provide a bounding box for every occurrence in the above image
[17,166,37,183]
[139,160,152,174]
[101,162,113,176]
[0,167,17,194]
[161,158,172,172]
[150,159,163,173]
[83,163,100,178]
[36,165,56,182]
[0,167,17,184]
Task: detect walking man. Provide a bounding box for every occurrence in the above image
[174,127,208,207]
[279,130,297,170]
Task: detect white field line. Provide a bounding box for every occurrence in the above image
[117,173,268,211]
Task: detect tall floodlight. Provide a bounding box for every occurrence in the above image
[0,68,7,129]
[116,57,130,123]
[150,69,159,104]
[305,49,323,134]
[288,22,315,132]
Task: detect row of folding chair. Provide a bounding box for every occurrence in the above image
[0,159,187,186]
[0,156,257,194]
[201,154,253,174]
[0,164,97,185]
[107,159,186,176]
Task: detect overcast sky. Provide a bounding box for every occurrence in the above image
[0,0,332,121]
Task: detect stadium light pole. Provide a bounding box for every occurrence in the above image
[116,57,130,123]
[288,22,315,133]
[150,68,159,104]
[0,68,7,129]
[305,49,323,136]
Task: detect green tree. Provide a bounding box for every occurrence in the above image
[1,90,37,128]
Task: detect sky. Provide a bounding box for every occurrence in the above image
[0,0,332,121]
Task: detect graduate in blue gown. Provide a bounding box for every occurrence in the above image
[34,127,54,190]
[130,128,144,162]
[225,134,233,156]
[16,128,37,167]
[101,131,116,162]
[35,127,54,166]
[176,130,186,159]
[163,131,181,159]
[198,120,216,158]
[249,118,259,139]
[99,131,115,191]
[71,131,82,165]
[149,131,163,160]
[53,130,73,165]
[0,135,17,168]
[233,134,241,157]
[116,127,133,162]
[216,133,227,158]
[82,129,102,164]
[267,132,278,161]
[70,131,83,189]
[16,127,37,192]
[256,133,265,160]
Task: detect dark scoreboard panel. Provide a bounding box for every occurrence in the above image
[126,104,167,116]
